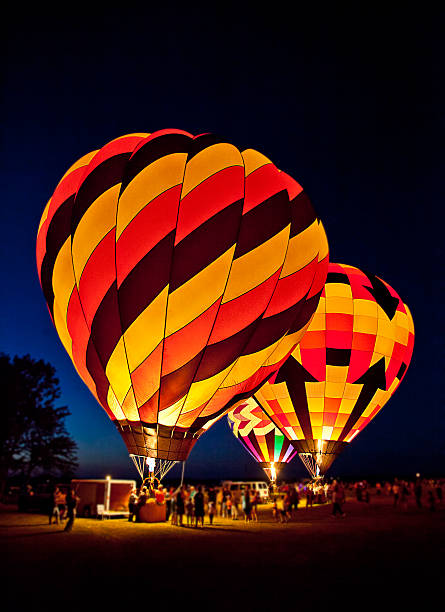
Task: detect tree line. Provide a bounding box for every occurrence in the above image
[0,353,78,496]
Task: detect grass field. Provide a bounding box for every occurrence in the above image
[2,494,443,609]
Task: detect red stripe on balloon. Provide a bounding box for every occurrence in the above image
[243,163,288,214]
[264,258,319,318]
[78,229,116,328]
[175,165,244,245]
[208,269,281,345]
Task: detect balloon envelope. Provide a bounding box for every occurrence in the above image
[228,397,298,479]
[254,263,414,475]
[36,129,328,463]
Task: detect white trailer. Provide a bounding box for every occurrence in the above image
[72,478,136,518]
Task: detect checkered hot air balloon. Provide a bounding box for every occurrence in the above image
[228,398,298,481]
[253,263,415,477]
[36,129,328,479]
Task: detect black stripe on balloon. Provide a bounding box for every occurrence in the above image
[289,191,317,237]
[362,271,399,320]
[88,281,122,367]
[279,439,293,463]
[85,342,110,408]
[194,318,261,382]
[169,199,243,293]
[338,358,388,442]
[396,362,407,380]
[326,272,350,284]
[71,153,130,234]
[326,348,351,366]
[120,133,192,193]
[241,300,305,356]
[234,190,290,259]
[265,429,276,462]
[186,133,226,161]
[273,356,319,441]
[287,293,322,334]
[117,231,175,332]
[39,195,74,316]
[158,351,205,411]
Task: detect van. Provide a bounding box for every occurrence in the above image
[221,481,270,502]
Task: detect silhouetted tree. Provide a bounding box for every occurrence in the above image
[0,354,78,494]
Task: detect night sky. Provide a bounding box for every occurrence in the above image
[2,7,443,481]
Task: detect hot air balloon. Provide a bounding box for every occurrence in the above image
[228,398,298,481]
[36,129,328,480]
[253,263,414,478]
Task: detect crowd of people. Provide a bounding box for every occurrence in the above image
[127,477,444,525]
[13,476,444,531]
[128,482,264,526]
[351,478,443,511]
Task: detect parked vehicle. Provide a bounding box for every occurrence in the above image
[221,481,270,502]
[72,478,136,518]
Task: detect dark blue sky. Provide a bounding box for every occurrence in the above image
[1,7,443,480]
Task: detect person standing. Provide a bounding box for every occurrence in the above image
[135,487,148,522]
[128,489,137,522]
[49,486,60,525]
[208,500,215,525]
[194,486,205,528]
[242,487,251,522]
[414,479,422,509]
[331,480,346,518]
[185,495,194,526]
[176,486,185,526]
[232,489,240,520]
[251,490,259,521]
[306,483,313,508]
[64,487,79,532]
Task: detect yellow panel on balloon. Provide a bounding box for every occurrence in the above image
[125,287,168,372]
[181,143,243,198]
[241,149,272,176]
[324,283,352,299]
[305,382,326,398]
[158,396,186,426]
[326,366,348,383]
[324,381,346,398]
[181,363,234,414]
[343,383,362,400]
[107,386,126,421]
[353,315,378,334]
[223,227,289,303]
[281,220,320,276]
[325,297,353,315]
[307,397,324,413]
[353,299,378,317]
[105,337,132,405]
[166,246,235,336]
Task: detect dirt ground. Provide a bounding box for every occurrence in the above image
[2,494,444,609]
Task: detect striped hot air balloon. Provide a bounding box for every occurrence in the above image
[36,129,328,479]
[253,263,415,477]
[228,397,298,481]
